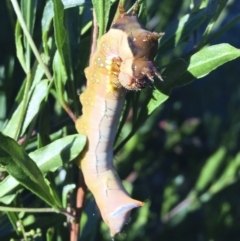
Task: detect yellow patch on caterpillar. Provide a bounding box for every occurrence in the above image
[105,59,112,65]
[106,73,116,93]
[104,58,121,93]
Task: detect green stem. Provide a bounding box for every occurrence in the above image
[99,0,105,38]
[0,206,75,220]
[17,220,28,240]
[24,0,32,73]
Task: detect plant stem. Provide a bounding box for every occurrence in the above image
[0,206,75,220]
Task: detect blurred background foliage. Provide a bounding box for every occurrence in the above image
[0,0,240,240]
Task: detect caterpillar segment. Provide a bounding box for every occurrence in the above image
[75,2,164,237]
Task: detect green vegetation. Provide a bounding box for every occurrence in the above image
[0,0,240,240]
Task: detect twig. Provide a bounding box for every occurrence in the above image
[62,102,77,122]
[70,170,86,241]
[161,194,195,223]
[90,9,98,63]
[0,206,75,220]
[125,171,138,183]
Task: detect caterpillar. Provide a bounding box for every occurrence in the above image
[75,2,164,237]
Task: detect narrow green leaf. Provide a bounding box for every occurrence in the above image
[52,0,69,71]
[198,0,228,49]
[0,134,86,202]
[15,21,27,73]
[218,152,240,183]
[203,14,240,46]
[21,0,37,41]
[92,0,111,37]
[53,0,66,53]
[189,44,240,78]
[0,132,60,208]
[31,62,46,90]
[52,0,75,90]
[198,0,210,10]
[195,147,227,192]
[62,0,85,8]
[6,212,20,234]
[147,88,169,116]
[133,61,181,127]
[53,50,68,104]
[21,80,49,136]
[46,227,55,241]
[8,62,45,112]
[38,102,51,148]
[21,0,38,71]
[0,193,18,205]
[42,0,55,62]
[158,8,207,55]
[206,152,240,196]
[2,80,49,138]
[168,44,240,88]
[0,81,7,130]
[30,134,86,174]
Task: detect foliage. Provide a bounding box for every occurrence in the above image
[0,0,240,240]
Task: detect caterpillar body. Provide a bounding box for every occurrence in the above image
[75,3,164,237]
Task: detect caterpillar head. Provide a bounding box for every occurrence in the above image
[112,3,164,91]
[118,30,164,90]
